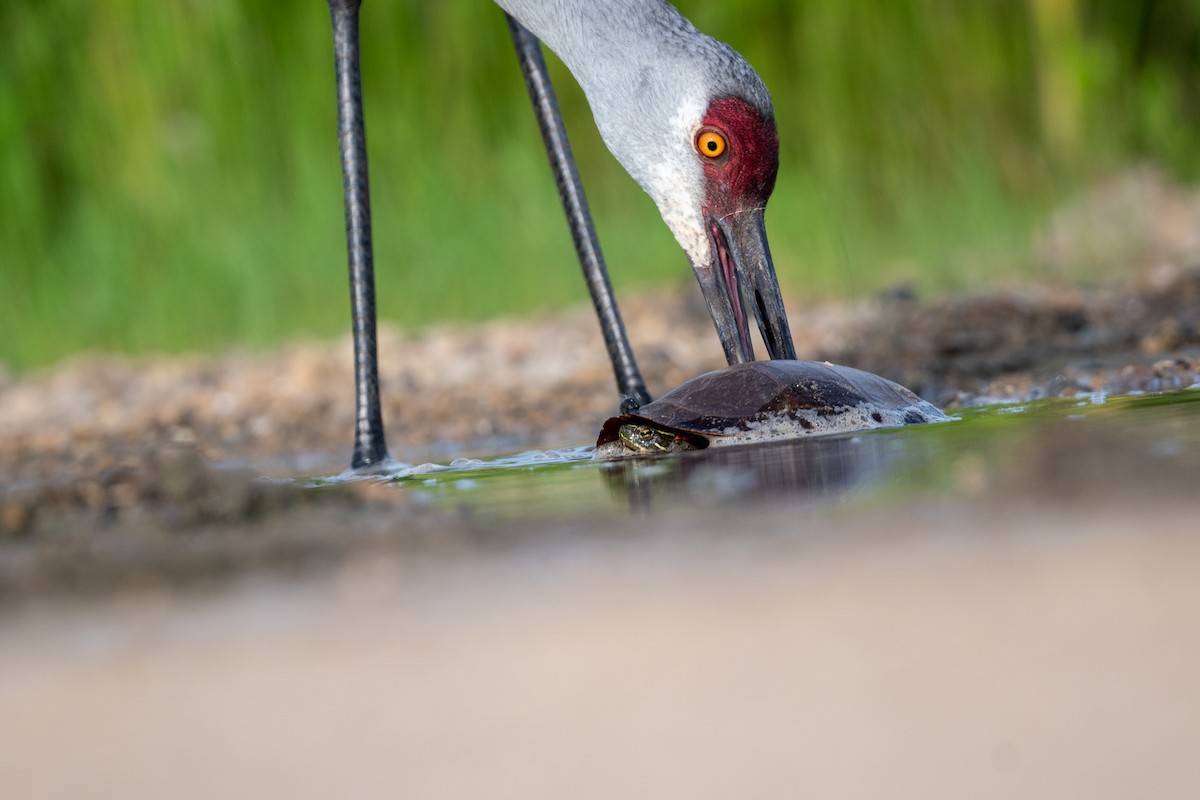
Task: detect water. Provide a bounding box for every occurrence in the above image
[381,388,1200,526]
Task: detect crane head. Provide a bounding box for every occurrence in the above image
[689,95,793,364]
[586,43,797,365]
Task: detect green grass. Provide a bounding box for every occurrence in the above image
[2,0,1199,371]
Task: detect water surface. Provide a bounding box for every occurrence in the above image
[386,388,1200,525]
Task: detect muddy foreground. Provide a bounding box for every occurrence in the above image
[2,172,1200,797]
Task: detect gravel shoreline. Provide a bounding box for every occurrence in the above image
[3,269,1198,475]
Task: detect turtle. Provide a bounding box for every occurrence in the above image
[596,360,948,457]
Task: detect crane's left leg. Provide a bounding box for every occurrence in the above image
[326,0,392,471]
[505,15,651,414]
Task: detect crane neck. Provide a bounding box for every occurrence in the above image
[494,0,709,107]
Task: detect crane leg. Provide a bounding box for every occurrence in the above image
[505,15,652,413]
[326,0,391,471]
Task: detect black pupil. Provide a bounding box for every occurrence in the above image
[706,140,717,151]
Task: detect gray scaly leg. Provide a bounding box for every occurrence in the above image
[327,0,391,471]
[505,15,651,413]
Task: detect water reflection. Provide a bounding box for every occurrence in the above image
[375,389,1199,526]
[600,432,920,514]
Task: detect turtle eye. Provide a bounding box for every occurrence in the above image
[696,129,727,158]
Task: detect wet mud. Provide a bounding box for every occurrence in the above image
[1,167,1197,590]
[2,264,1199,598]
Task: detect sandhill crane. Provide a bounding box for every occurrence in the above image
[325,0,796,470]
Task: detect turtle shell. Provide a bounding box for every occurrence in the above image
[597,360,945,454]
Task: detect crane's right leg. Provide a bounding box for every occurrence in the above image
[327,0,392,471]
[505,16,651,413]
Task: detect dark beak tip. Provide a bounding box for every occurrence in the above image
[716,211,796,363]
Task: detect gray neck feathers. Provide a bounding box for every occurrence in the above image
[494,0,772,202]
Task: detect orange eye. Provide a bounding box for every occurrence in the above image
[696,129,727,158]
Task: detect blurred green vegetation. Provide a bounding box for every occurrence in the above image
[2,0,1199,370]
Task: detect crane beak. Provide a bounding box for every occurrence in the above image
[696,209,797,364]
